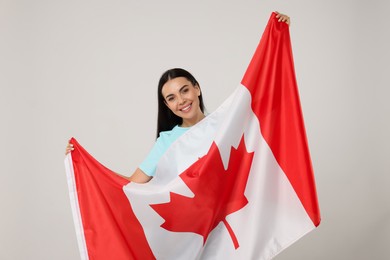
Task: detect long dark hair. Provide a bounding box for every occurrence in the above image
[157,68,205,138]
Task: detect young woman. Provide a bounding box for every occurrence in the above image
[65,12,291,184]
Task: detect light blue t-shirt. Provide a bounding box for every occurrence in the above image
[139,125,189,177]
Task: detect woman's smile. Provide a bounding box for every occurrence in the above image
[179,103,192,112]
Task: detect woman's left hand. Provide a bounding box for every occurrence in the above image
[275,11,291,26]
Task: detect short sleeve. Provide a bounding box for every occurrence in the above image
[139,139,165,177]
[138,126,189,177]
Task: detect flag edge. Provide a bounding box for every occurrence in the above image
[65,153,90,260]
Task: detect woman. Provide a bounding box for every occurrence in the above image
[65,12,291,183]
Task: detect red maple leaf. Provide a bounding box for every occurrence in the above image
[150,135,254,249]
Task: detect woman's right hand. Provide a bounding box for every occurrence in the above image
[65,142,74,155]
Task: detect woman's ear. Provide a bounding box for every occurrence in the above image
[195,84,201,96]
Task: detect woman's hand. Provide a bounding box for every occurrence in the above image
[65,142,74,155]
[275,11,291,26]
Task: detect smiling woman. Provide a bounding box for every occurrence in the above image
[161,78,204,127]
[158,68,206,132]
[137,68,206,179]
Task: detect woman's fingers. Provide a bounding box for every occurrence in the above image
[65,143,74,155]
[275,11,290,26]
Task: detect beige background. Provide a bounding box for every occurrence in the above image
[1,0,389,259]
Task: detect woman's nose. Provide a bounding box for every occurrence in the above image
[178,95,185,104]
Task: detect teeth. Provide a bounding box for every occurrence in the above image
[181,104,191,111]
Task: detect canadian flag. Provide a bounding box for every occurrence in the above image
[65,12,320,260]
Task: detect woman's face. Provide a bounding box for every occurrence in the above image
[161,77,203,126]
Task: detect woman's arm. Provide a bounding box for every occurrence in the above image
[127,168,153,183]
[114,168,152,183]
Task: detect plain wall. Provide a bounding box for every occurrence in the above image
[1,0,389,259]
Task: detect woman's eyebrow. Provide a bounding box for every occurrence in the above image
[165,93,174,100]
[179,85,189,91]
[165,85,189,99]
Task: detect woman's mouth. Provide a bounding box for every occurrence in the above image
[180,103,192,112]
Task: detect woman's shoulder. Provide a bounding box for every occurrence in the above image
[158,125,189,141]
